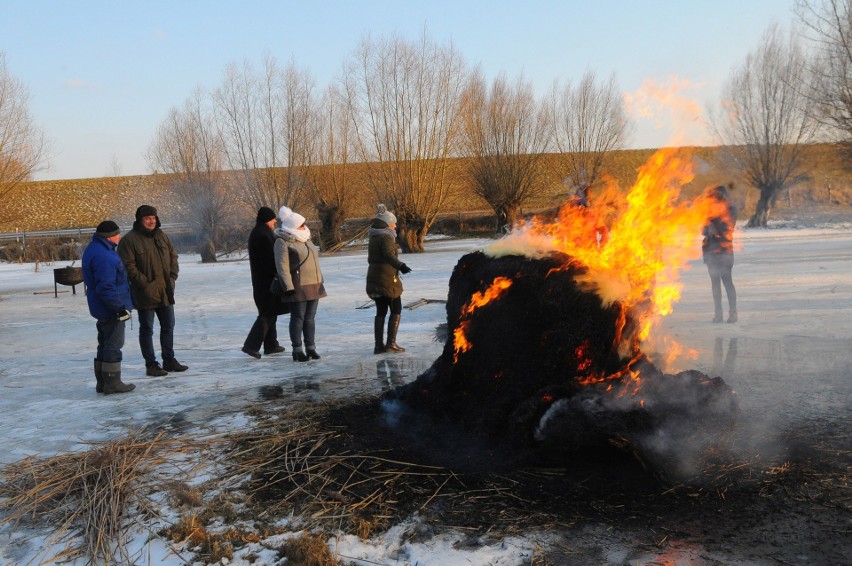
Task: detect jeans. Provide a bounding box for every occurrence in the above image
[289,300,318,349]
[707,257,737,316]
[138,305,176,365]
[96,317,125,363]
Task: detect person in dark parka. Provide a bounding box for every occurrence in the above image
[82,220,136,394]
[702,185,738,323]
[366,204,411,354]
[241,207,288,358]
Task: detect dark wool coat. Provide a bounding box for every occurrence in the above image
[702,199,736,266]
[366,221,405,299]
[117,219,179,310]
[82,234,134,320]
[248,221,289,315]
[273,230,327,303]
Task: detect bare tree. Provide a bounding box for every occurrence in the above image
[0,52,48,215]
[305,83,354,251]
[796,0,852,144]
[547,71,629,200]
[147,88,231,262]
[344,31,467,252]
[214,56,315,213]
[460,71,550,231]
[713,24,819,227]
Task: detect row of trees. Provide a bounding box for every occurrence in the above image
[2,1,851,256]
[146,34,630,259]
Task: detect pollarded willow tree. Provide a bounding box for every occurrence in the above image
[796,0,852,146]
[344,31,467,253]
[213,55,315,213]
[305,83,355,251]
[546,71,629,201]
[713,24,819,227]
[0,53,48,220]
[147,88,231,262]
[460,71,551,232]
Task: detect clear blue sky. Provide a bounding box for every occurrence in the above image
[1,0,796,181]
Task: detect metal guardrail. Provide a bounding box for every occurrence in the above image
[0,224,192,242]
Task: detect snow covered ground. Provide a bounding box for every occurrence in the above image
[1,227,850,565]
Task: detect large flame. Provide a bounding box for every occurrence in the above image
[486,148,729,359]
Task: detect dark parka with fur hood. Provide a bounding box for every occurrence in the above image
[117,207,179,310]
[366,219,405,299]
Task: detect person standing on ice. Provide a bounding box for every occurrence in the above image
[702,185,738,323]
[118,205,189,376]
[366,204,412,354]
[82,220,136,394]
[274,206,327,362]
[241,206,288,359]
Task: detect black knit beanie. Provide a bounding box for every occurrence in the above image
[95,220,121,238]
[256,206,276,223]
[135,204,158,220]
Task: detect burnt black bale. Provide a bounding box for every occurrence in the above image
[393,251,638,439]
[390,251,738,474]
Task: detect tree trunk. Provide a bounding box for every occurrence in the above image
[316,203,346,252]
[199,235,217,263]
[747,188,773,227]
[495,204,521,234]
[398,219,427,253]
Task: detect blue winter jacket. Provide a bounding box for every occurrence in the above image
[82,234,135,320]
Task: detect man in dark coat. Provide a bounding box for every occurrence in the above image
[118,204,189,376]
[242,207,288,358]
[82,220,136,394]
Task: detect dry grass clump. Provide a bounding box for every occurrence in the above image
[279,531,337,566]
[0,431,207,565]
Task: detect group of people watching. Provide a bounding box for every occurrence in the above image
[82,187,736,396]
[81,203,411,395]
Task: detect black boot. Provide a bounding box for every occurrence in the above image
[385,314,405,353]
[102,362,135,394]
[374,316,386,354]
[163,358,188,372]
[306,348,321,360]
[292,348,309,362]
[94,359,104,393]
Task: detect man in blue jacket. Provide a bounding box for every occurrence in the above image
[82,221,136,394]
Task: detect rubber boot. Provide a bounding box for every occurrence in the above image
[385,314,405,353]
[102,361,135,394]
[374,316,386,354]
[94,358,104,394]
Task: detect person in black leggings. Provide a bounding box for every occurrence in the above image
[366,204,411,354]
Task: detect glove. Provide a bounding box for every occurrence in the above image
[399,263,412,274]
[117,309,131,321]
[284,289,297,297]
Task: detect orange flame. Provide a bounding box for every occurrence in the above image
[486,147,726,360]
[453,276,513,363]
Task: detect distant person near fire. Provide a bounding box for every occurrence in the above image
[366,204,412,354]
[118,205,190,376]
[82,220,136,394]
[702,185,738,323]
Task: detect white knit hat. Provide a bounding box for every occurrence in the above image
[374,204,397,226]
[278,206,306,231]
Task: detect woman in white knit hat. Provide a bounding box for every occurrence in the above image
[274,206,327,362]
[366,204,411,354]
